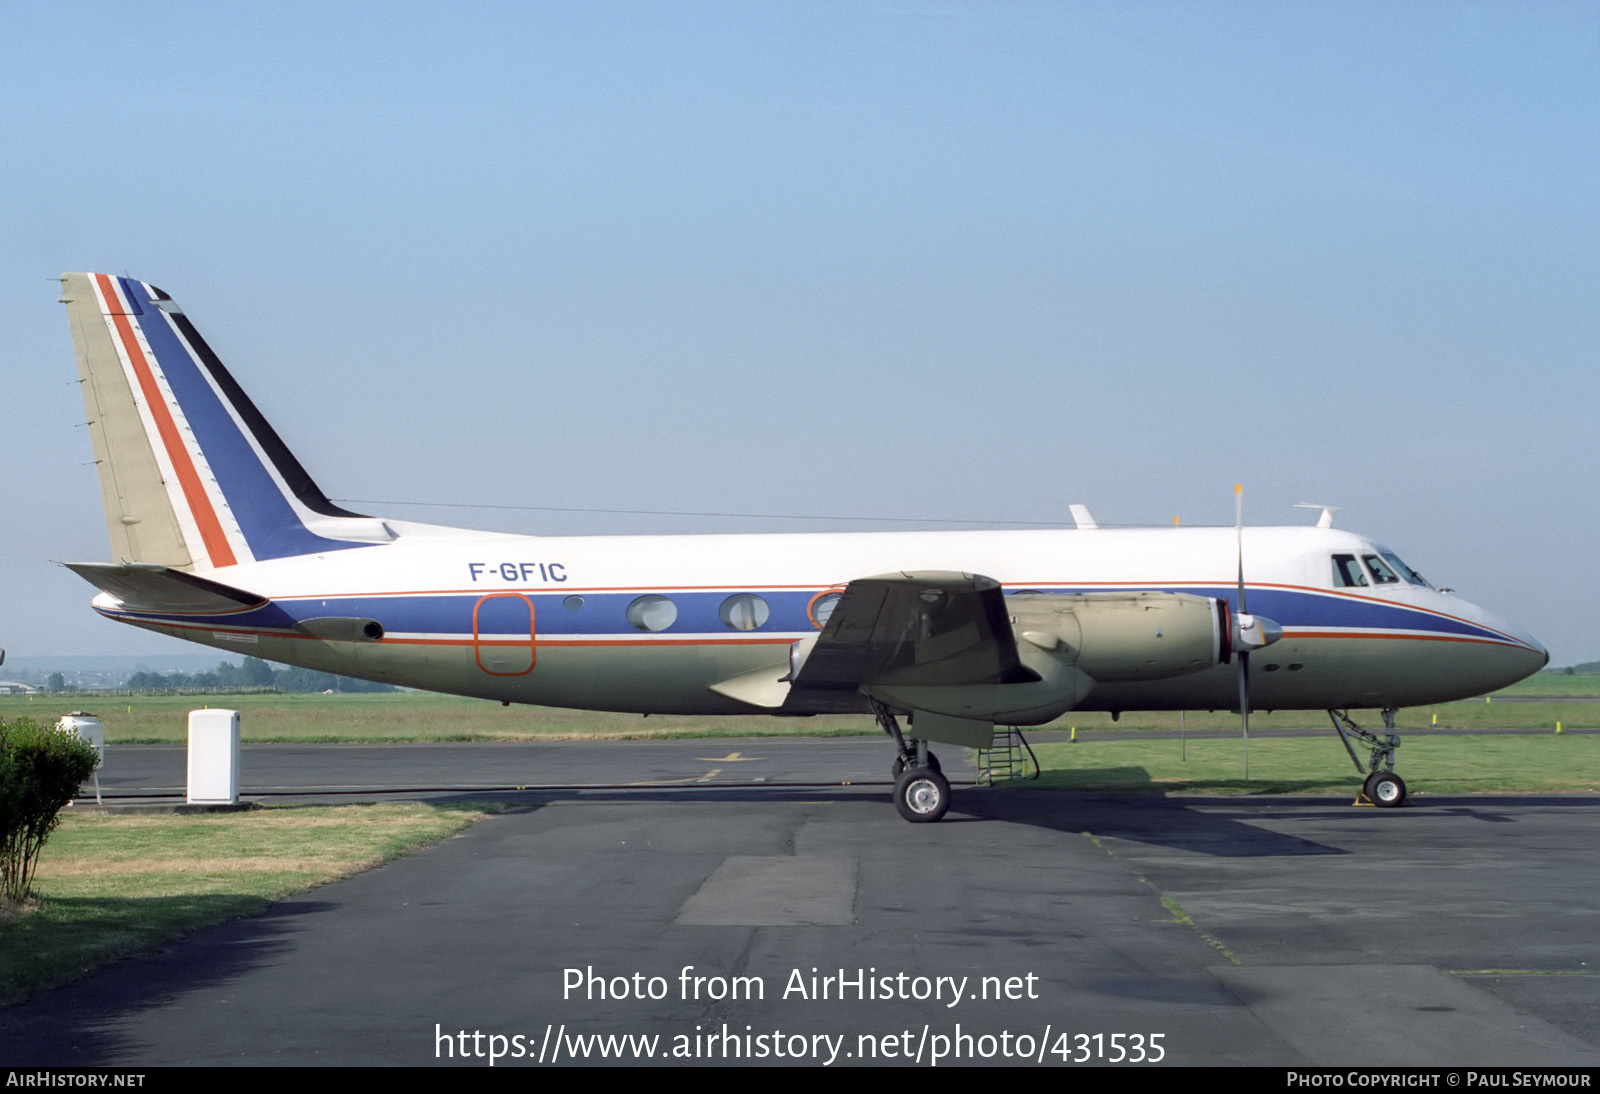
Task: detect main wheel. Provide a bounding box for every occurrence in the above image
[1366,771,1407,808]
[894,767,951,823]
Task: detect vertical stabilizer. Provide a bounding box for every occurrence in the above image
[63,273,195,567]
[60,273,391,571]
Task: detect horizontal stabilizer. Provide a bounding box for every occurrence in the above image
[62,562,266,615]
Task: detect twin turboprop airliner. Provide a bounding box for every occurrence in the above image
[58,273,1548,821]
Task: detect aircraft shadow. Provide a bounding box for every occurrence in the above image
[418,782,1350,858]
[0,896,338,1065]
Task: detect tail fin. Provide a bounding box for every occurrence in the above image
[61,273,394,571]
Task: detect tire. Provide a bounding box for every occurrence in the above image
[1367,771,1407,808]
[894,767,950,823]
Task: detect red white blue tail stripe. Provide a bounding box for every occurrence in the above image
[86,274,384,569]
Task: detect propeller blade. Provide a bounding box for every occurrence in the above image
[1239,649,1250,781]
[1235,483,1249,782]
[1235,483,1246,615]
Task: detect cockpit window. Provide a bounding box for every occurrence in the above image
[1379,550,1431,588]
[1334,549,1432,590]
[1332,554,1368,587]
[1362,554,1400,585]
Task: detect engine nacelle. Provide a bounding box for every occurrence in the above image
[1007,591,1227,682]
[865,641,1096,728]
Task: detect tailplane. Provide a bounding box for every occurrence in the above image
[61,273,394,570]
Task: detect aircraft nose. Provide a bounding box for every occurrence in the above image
[1509,634,1550,677]
[1474,606,1549,685]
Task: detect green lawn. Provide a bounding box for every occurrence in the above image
[3,671,1592,744]
[0,690,877,743]
[1025,732,1599,796]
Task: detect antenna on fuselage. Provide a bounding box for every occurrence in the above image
[1069,504,1098,530]
[1294,503,1341,529]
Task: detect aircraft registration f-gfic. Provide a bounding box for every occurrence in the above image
[58,273,1548,820]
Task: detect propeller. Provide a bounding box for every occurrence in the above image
[1232,484,1284,781]
[1236,484,1250,780]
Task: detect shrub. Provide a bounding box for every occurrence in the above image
[0,718,100,904]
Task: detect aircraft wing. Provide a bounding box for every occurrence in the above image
[713,571,1226,740]
[791,571,1034,694]
[712,571,1035,715]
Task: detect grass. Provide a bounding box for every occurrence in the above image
[0,802,490,1005]
[0,691,879,744]
[3,672,1593,745]
[1025,732,1600,796]
[1035,701,1591,735]
[1509,671,1600,696]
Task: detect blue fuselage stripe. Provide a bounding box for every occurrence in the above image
[106,584,1516,646]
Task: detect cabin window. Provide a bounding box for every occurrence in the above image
[1332,554,1368,587]
[809,591,843,629]
[563,595,585,611]
[625,594,677,632]
[719,593,770,631]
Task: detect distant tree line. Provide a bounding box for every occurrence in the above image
[124,657,397,694]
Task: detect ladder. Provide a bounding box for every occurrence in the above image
[977,726,1039,785]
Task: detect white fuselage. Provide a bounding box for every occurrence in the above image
[94,522,1548,719]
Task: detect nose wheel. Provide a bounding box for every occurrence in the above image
[1363,770,1407,808]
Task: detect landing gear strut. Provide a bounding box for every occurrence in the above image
[1330,708,1406,807]
[872,699,951,823]
[889,751,942,778]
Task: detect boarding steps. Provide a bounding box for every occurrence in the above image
[976,726,1039,786]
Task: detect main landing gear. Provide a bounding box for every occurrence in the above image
[872,699,950,823]
[1329,708,1407,807]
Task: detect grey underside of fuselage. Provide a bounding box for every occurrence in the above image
[120,613,1519,718]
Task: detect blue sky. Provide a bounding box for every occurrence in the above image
[4,1,1596,665]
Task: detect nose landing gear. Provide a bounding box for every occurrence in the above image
[1331,708,1407,807]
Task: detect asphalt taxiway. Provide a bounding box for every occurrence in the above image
[5,738,1597,1067]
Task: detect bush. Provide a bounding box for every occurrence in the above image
[0,718,100,904]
